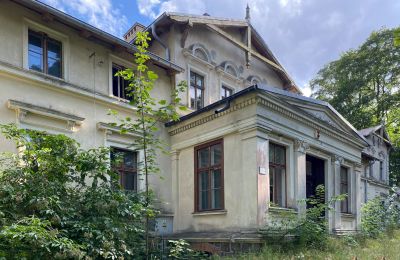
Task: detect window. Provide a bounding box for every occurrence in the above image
[221,85,233,99]
[195,139,224,211]
[340,166,350,213]
[112,63,132,101]
[369,162,374,179]
[28,30,62,78]
[190,71,204,110]
[380,161,384,181]
[110,148,137,191]
[269,143,286,207]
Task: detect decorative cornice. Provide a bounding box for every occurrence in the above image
[169,97,257,136]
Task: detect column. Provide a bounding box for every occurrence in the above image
[332,155,343,231]
[171,150,180,232]
[294,140,309,214]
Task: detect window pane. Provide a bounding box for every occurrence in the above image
[47,40,61,60]
[48,58,61,77]
[122,172,136,191]
[190,71,196,86]
[221,87,226,99]
[211,169,221,189]
[198,148,209,168]
[212,188,222,209]
[190,86,196,108]
[211,144,222,166]
[198,171,209,210]
[123,151,137,168]
[28,32,43,72]
[196,88,203,109]
[112,66,120,97]
[196,74,204,88]
[275,146,285,165]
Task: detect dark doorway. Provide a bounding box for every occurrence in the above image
[306,155,325,205]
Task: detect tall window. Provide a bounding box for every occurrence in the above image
[340,166,350,213]
[369,162,374,179]
[111,148,137,191]
[380,161,384,181]
[269,143,286,207]
[221,85,233,99]
[112,63,132,101]
[195,139,224,211]
[190,71,204,110]
[28,30,62,78]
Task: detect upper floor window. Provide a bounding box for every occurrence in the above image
[190,71,204,110]
[112,63,132,101]
[221,85,233,99]
[195,139,224,212]
[269,143,286,207]
[380,161,384,181]
[340,166,350,213]
[28,30,62,78]
[111,147,137,191]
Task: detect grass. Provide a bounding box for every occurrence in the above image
[220,230,400,259]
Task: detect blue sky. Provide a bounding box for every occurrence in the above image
[41,0,400,96]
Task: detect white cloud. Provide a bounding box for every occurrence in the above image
[41,0,128,37]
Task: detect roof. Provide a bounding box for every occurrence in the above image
[141,12,301,93]
[166,84,368,146]
[358,124,392,146]
[13,0,183,73]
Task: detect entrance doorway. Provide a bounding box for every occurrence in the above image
[306,155,325,204]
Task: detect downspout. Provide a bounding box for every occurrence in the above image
[215,100,231,114]
[151,24,170,60]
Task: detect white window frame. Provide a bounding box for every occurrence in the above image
[22,18,70,80]
[108,54,134,102]
[340,161,354,214]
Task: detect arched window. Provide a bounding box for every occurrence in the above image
[191,44,210,63]
[220,61,239,78]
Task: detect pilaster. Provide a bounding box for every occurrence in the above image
[332,155,343,231]
[294,139,309,214]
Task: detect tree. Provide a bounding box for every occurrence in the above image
[310,27,400,183]
[0,125,152,259]
[110,31,186,258]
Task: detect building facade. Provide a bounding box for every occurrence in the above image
[0,0,391,251]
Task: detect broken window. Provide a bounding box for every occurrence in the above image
[112,63,132,101]
[269,143,286,207]
[221,85,233,99]
[28,30,62,78]
[195,139,224,211]
[110,147,138,191]
[340,166,350,213]
[190,71,204,110]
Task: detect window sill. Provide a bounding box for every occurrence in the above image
[269,207,297,214]
[109,95,131,104]
[192,210,227,216]
[341,213,355,219]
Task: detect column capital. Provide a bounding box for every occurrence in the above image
[295,139,310,154]
[332,155,344,166]
[170,150,180,160]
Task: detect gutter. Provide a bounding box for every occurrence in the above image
[14,0,183,73]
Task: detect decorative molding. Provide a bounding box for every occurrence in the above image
[295,139,310,154]
[333,155,344,165]
[8,99,84,132]
[182,48,215,69]
[97,122,141,138]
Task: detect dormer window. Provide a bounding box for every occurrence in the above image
[28,30,62,78]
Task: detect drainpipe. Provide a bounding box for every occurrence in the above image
[215,100,231,114]
[151,24,170,60]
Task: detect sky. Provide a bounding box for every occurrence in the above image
[41,0,400,96]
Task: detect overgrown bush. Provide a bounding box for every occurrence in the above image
[262,185,345,250]
[361,187,400,237]
[0,124,155,259]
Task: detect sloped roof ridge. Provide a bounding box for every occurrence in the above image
[165,12,248,24]
[358,125,382,136]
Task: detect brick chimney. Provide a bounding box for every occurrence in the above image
[123,22,146,43]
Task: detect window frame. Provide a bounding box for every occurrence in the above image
[28,29,63,78]
[111,63,132,101]
[220,84,234,100]
[194,139,224,212]
[379,161,384,181]
[189,70,205,110]
[269,142,287,208]
[340,166,350,213]
[110,147,138,192]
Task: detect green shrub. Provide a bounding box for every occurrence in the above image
[0,124,155,259]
